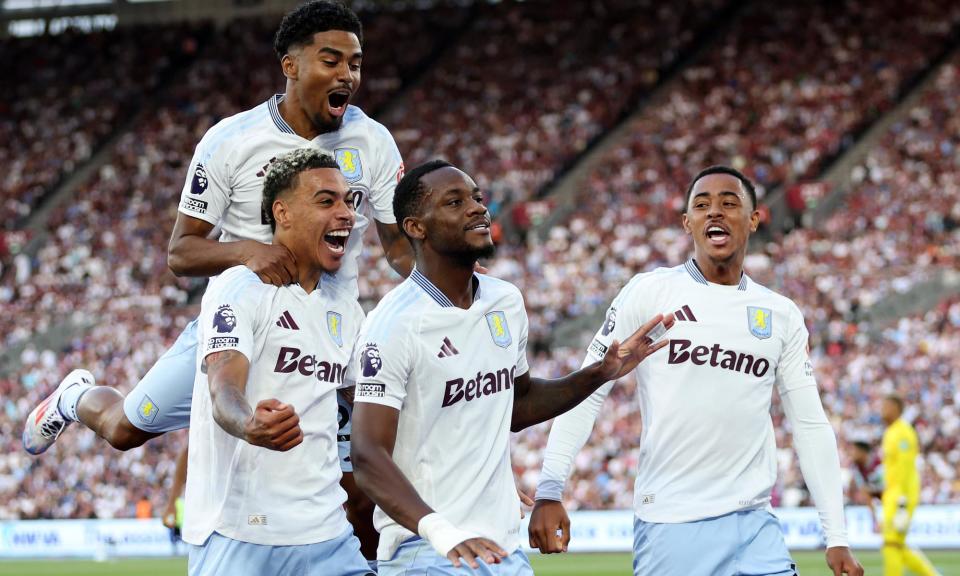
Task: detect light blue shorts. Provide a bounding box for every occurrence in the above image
[633,509,797,576]
[189,527,373,576]
[123,318,198,433]
[379,538,532,576]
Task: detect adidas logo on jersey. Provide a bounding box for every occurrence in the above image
[442,366,516,408]
[437,337,460,358]
[673,305,697,322]
[276,311,299,330]
[667,339,770,377]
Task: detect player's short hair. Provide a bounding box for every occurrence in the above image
[261,148,340,232]
[685,165,757,210]
[274,0,363,60]
[393,159,454,243]
[884,393,905,413]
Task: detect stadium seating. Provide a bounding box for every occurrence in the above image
[383,0,730,210]
[0,24,205,229]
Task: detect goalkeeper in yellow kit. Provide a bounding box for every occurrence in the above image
[879,395,940,576]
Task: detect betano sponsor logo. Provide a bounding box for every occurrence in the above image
[442,366,516,408]
[274,346,345,384]
[667,339,770,377]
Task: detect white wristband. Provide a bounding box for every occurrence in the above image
[417,512,477,557]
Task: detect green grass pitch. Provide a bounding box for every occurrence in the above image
[1,551,959,575]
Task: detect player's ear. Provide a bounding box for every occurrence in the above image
[402,216,426,241]
[273,199,292,230]
[681,212,692,235]
[281,52,299,81]
[749,207,761,233]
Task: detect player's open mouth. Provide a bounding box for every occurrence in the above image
[327,89,351,118]
[465,219,491,235]
[705,224,730,246]
[323,229,350,255]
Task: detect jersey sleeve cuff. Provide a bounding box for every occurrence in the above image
[825,533,849,548]
[534,479,564,502]
[177,205,220,227]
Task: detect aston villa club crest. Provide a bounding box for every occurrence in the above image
[485,311,512,348]
[747,306,772,340]
[327,311,343,347]
[335,148,363,182]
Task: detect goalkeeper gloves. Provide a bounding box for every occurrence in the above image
[892,496,910,533]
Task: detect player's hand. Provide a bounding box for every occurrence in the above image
[826,546,864,576]
[446,537,507,569]
[892,498,910,532]
[243,399,303,451]
[162,503,177,529]
[516,481,534,519]
[596,313,674,381]
[241,241,297,286]
[528,499,570,554]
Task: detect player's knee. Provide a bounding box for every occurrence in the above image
[102,415,151,451]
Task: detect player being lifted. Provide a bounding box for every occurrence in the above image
[529,166,865,576]
[22,0,402,563]
[879,395,940,576]
[184,149,370,575]
[349,161,670,575]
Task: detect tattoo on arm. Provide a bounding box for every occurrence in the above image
[206,350,252,440]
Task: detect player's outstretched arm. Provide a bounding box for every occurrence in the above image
[162,442,189,529]
[351,402,506,569]
[205,350,303,451]
[511,314,671,432]
[374,220,414,278]
[167,213,297,286]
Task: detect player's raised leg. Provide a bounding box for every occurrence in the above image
[23,318,199,454]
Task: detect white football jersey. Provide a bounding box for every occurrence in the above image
[177,94,404,297]
[354,270,529,561]
[538,259,818,523]
[183,266,364,546]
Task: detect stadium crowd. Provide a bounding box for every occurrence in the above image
[2,0,959,520]
[384,0,729,216]
[0,24,205,229]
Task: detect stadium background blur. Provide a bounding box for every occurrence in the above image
[0,0,958,572]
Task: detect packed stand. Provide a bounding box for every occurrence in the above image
[384,0,729,213]
[0,24,205,229]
